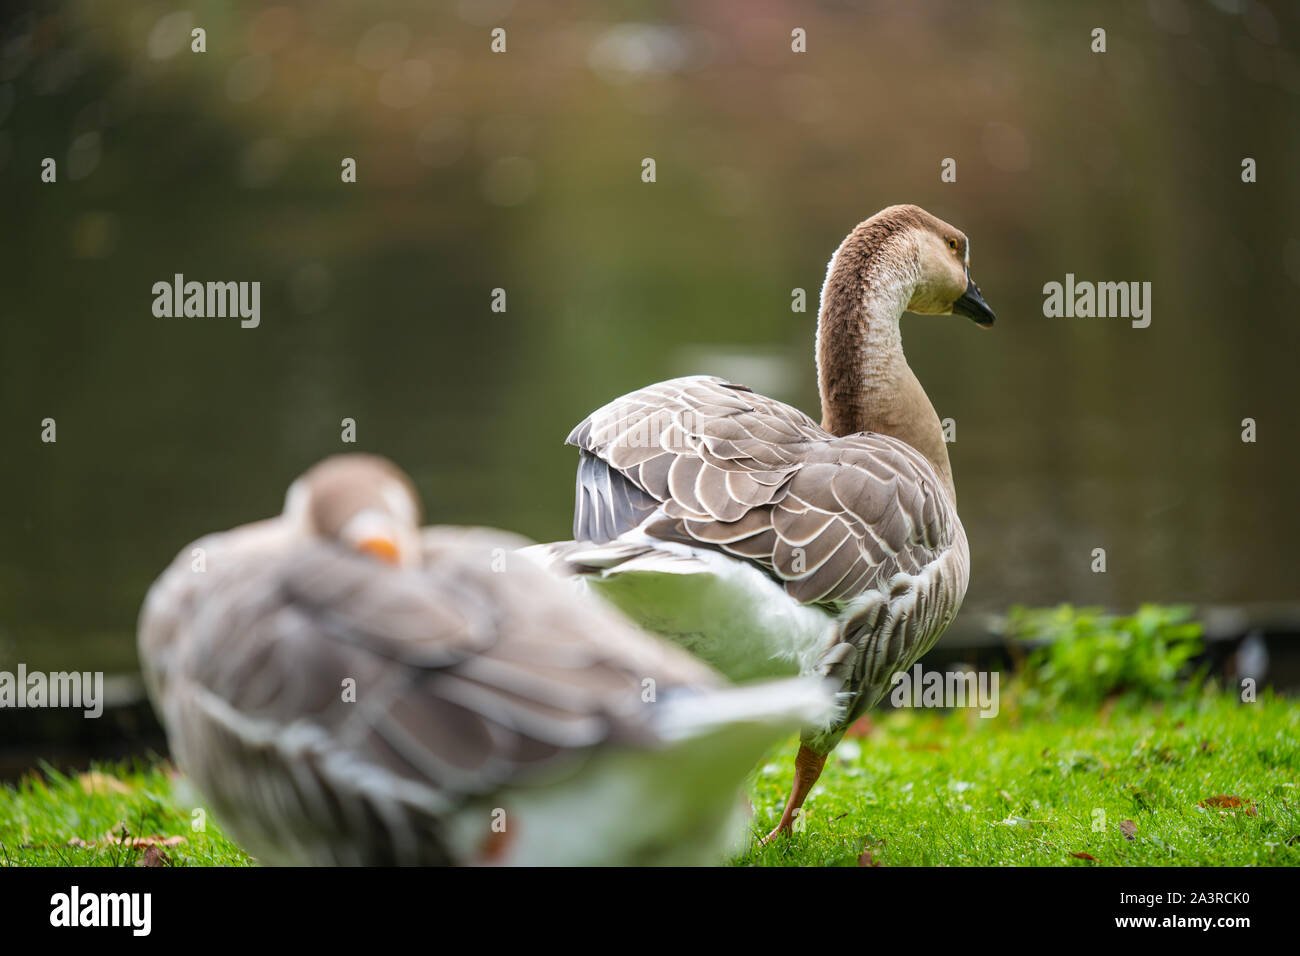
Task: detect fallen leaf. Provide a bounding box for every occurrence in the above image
[68,834,187,849]
[77,771,130,795]
[1069,851,1097,862]
[1198,795,1257,817]
[136,846,172,867]
[130,835,186,847]
[1201,795,1242,808]
[1120,820,1137,841]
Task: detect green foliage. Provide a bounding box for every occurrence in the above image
[1003,604,1205,709]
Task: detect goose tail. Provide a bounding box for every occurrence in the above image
[519,536,706,577]
[654,676,840,745]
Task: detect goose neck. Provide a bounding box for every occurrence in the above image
[815,237,956,503]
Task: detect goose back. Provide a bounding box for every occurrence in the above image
[567,374,966,610]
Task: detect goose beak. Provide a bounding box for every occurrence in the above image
[357,536,402,564]
[953,273,995,327]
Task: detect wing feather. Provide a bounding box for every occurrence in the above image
[567,375,959,611]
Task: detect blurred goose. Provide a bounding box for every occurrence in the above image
[138,453,834,865]
[531,205,994,842]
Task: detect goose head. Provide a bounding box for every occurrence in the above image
[894,204,993,327]
[281,453,423,566]
[894,205,995,327]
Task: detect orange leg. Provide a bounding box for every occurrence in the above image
[477,817,516,865]
[761,744,827,844]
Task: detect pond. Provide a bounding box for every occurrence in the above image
[2,2,1298,679]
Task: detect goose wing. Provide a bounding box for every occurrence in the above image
[567,374,961,608]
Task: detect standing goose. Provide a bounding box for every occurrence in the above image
[535,205,994,842]
[139,453,834,865]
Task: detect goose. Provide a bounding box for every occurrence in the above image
[530,205,994,842]
[138,453,835,865]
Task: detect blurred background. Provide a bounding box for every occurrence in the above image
[1,2,1298,771]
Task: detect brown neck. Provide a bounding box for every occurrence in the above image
[815,231,956,503]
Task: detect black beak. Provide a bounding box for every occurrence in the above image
[952,272,995,327]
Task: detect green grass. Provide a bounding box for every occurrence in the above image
[1,693,1296,866]
[0,761,253,867]
[738,692,1300,866]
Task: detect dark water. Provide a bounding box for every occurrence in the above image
[2,1,1298,677]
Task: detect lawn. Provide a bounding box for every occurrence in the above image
[741,692,1300,866]
[0,764,252,867]
[2,692,1295,867]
